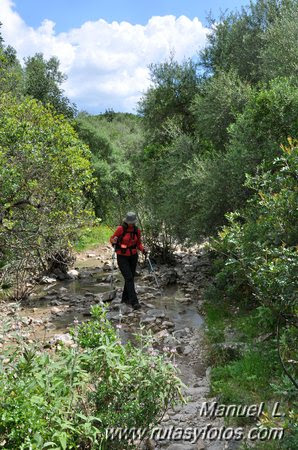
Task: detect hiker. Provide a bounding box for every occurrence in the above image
[110,212,147,310]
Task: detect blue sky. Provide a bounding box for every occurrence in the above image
[12,0,249,32]
[1,0,250,112]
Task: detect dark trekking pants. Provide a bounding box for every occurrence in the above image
[117,253,139,306]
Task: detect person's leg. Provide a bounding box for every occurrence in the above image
[117,254,138,305]
[130,253,138,277]
[128,253,139,306]
[121,282,129,303]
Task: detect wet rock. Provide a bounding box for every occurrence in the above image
[107,311,121,321]
[102,274,113,283]
[148,309,166,319]
[103,262,112,271]
[173,328,190,339]
[183,403,198,415]
[142,293,156,300]
[145,303,156,308]
[184,264,196,272]
[161,320,175,329]
[183,345,193,356]
[161,269,177,285]
[51,306,62,314]
[119,304,131,315]
[142,274,155,282]
[45,289,59,296]
[154,329,169,339]
[136,285,147,294]
[67,269,79,279]
[59,287,68,293]
[41,276,56,284]
[186,387,208,399]
[188,255,199,265]
[141,317,156,324]
[100,290,116,302]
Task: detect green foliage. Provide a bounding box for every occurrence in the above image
[191,70,251,150]
[75,112,144,224]
[212,140,298,313]
[207,140,298,426]
[0,35,23,95]
[211,349,279,405]
[0,306,183,449]
[138,57,201,146]
[260,2,298,81]
[0,94,94,299]
[184,77,298,237]
[74,225,111,252]
[200,0,296,83]
[23,53,76,118]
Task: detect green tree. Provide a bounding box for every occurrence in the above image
[260,2,298,80]
[23,53,76,118]
[200,0,295,83]
[0,94,94,299]
[75,112,144,223]
[183,77,298,237]
[0,25,22,95]
[191,70,251,150]
[138,57,201,146]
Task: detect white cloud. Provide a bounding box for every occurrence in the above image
[0,0,209,112]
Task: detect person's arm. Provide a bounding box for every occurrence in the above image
[110,226,123,245]
[137,228,146,253]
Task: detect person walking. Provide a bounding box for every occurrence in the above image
[110,212,147,310]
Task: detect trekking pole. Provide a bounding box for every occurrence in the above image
[110,244,116,290]
[147,253,162,294]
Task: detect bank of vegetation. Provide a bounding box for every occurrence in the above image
[0,0,297,448]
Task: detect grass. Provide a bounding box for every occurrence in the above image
[203,285,285,424]
[73,225,112,252]
[211,347,279,405]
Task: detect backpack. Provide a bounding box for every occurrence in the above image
[116,222,139,254]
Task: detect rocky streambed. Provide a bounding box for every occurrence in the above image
[0,244,229,450]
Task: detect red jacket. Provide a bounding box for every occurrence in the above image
[110,224,145,256]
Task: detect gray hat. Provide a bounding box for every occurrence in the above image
[124,211,137,224]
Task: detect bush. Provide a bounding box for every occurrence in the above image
[0,94,95,299]
[0,305,183,449]
[185,78,298,237]
[212,139,298,314]
[207,140,298,440]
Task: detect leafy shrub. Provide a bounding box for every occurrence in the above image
[208,140,298,438]
[0,94,94,299]
[0,305,183,449]
[212,139,298,314]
